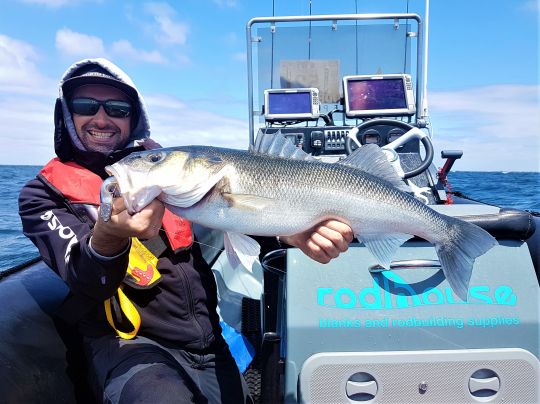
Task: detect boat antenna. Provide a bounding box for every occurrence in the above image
[404,0,410,74]
[270,0,275,89]
[355,0,358,74]
[422,0,430,121]
[308,0,312,60]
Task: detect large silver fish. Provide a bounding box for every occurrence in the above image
[103,132,497,300]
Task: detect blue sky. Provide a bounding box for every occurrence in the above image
[0,0,538,171]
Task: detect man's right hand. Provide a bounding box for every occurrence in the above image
[91,198,165,256]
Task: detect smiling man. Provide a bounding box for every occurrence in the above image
[18,58,353,403]
[69,85,132,153]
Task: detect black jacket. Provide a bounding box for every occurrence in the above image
[19,165,225,350]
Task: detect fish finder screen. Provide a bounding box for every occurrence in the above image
[347,79,406,110]
[264,88,320,121]
[267,91,312,114]
[343,74,416,118]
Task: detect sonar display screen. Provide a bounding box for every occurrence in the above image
[267,91,312,115]
[346,78,407,111]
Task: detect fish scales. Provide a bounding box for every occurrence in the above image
[179,147,445,241]
[104,140,497,300]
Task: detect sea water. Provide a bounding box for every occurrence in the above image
[0,165,538,273]
[0,165,42,273]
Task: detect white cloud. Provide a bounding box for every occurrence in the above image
[0,35,56,95]
[20,0,103,7]
[223,32,240,45]
[0,35,55,163]
[231,51,247,62]
[55,28,106,57]
[213,0,238,8]
[144,94,248,149]
[55,29,169,65]
[144,2,189,46]
[111,40,167,64]
[0,90,248,166]
[520,0,539,12]
[429,84,540,171]
[0,93,56,165]
[144,94,186,110]
[21,0,73,6]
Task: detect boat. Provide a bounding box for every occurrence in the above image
[1,2,538,403]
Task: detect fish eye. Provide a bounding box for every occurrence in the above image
[146,152,163,163]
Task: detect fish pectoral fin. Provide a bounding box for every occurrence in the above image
[165,166,231,208]
[162,187,207,208]
[224,232,261,272]
[358,233,413,268]
[222,193,274,211]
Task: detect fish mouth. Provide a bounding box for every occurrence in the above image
[104,163,160,215]
[104,163,125,186]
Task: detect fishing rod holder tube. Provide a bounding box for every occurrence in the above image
[260,332,283,404]
[260,249,287,335]
[259,249,287,403]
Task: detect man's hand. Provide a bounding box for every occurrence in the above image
[280,219,353,264]
[92,198,165,256]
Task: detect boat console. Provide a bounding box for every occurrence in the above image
[241,12,540,403]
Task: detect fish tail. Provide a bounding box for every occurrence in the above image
[435,219,497,301]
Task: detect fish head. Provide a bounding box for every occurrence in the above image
[105,146,229,213]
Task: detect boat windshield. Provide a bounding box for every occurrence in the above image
[248,15,423,138]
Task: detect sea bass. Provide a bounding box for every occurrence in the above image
[103,132,497,300]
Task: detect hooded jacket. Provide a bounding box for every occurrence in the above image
[55,58,151,177]
[19,59,224,349]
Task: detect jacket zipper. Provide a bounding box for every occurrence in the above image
[177,264,208,348]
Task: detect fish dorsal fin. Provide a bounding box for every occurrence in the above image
[338,144,409,192]
[251,130,315,161]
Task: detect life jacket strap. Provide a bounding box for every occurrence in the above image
[104,237,163,339]
[104,286,141,340]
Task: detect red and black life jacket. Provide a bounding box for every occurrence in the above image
[40,157,193,338]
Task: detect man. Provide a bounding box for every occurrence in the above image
[19,58,353,403]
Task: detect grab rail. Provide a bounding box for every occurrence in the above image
[369,259,441,273]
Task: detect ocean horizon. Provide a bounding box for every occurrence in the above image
[5,163,540,173]
[1,164,538,273]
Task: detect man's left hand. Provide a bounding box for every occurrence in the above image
[280,219,353,264]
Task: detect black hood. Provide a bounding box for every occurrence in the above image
[54,58,151,176]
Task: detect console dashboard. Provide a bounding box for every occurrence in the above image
[261,123,419,157]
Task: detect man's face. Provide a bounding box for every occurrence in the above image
[71,84,132,153]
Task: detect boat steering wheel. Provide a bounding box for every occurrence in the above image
[344,119,434,179]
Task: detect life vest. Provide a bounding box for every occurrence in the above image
[40,157,193,339]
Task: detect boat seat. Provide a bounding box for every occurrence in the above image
[0,261,91,404]
[0,225,250,404]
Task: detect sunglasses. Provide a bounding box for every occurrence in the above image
[70,97,133,118]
